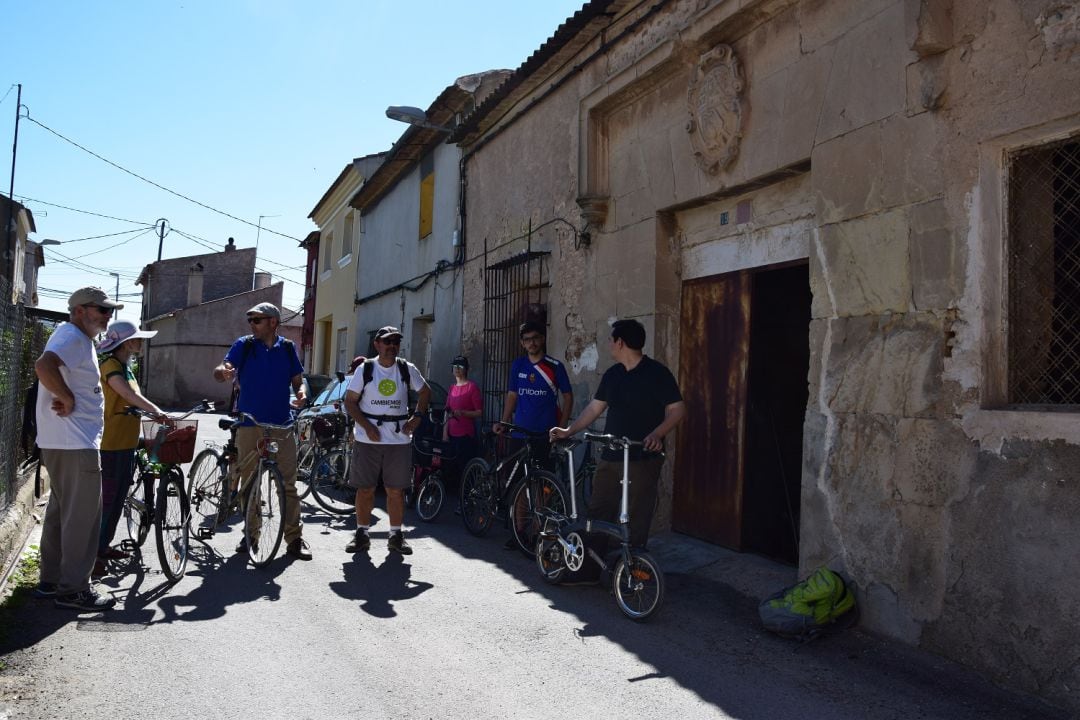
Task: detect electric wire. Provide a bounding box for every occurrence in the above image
[14,195,156,227]
[23,114,301,242]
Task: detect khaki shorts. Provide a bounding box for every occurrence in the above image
[349,442,412,490]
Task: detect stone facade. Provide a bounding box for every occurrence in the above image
[456,0,1080,711]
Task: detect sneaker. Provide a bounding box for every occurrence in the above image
[286,537,312,561]
[388,532,413,556]
[33,582,57,599]
[345,530,370,553]
[54,588,117,611]
[235,537,258,554]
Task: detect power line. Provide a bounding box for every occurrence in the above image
[171,228,305,287]
[0,84,15,108]
[67,227,156,259]
[42,227,153,245]
[24,114,302,242]
[15,195,156,226]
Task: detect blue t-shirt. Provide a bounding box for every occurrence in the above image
[225,335,304,425]
[508,355,571,433]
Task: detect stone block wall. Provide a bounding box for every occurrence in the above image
[459,0,1080,710]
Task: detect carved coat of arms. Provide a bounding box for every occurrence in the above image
[686,44,745,174]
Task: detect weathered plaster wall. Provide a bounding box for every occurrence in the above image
[356,142,464,379]
[461,0,1080,710]
[799,0,1080,709]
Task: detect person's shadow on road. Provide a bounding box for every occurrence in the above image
[328,549,433,618]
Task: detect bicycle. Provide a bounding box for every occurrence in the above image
[536,433,666,622]
[459,422,568,557]
[221,411,297,567]
[187,415,242,534]
[305,415,353,515]
[409,433,455,522]
[122,401,212,582]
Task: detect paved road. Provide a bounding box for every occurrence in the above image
[0,414,1066,719]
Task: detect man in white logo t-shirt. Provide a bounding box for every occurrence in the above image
[35,286,123,611]
[342,326,430,555]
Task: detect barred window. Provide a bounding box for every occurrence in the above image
[481,250,549,426]
[1007,136,1080,406]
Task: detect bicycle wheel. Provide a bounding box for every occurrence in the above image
[612,550,665,622]
[510,470,567,557]
[155,468,190,582]
[460,458,496,536]
[124,472,152,548]
[535,535,567,584]
[295,437,315,500]
[244,463,286,568]
[188,448,226,528]
[309,448,354,515]
[415,471,445,522]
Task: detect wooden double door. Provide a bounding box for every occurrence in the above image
[672,263,809,564]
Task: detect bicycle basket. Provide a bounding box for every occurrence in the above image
[141,419,198,464]
[412,435,455,466]
[312,415,346,447]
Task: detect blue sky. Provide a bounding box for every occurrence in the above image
[1,0,587,317]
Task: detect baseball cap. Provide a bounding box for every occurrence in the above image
[451,355,469,371]
[68,286,124,311]
[375,326,403,341]
[97,320,157,353]
[246,302,280,319]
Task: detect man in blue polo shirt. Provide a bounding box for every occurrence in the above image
[496,321,573,458]
[213,302,311,561]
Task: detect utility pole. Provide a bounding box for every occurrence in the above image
[155,218,168,261]
[5,84,22,289]
[109,272,120,320]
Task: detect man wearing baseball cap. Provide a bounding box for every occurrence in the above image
[342,326,430,555]
[34,286,124,610]
[214,302,310,561]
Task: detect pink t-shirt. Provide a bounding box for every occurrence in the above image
[445,380,482,438]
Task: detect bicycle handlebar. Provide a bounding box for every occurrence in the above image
[489,421,549,439]
[582,432,645,450]
[225,411,295,432]
[124,399,214,421]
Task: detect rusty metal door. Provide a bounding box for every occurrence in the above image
[673,270,751,548]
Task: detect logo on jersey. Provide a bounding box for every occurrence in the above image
[378,379,397,396]
[528,373,536,384]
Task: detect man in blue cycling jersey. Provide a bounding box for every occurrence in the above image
[495,321,573,459]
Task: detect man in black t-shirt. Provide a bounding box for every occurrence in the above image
[550,319,685,549]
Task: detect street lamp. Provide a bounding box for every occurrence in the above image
[385,106,455,133]
[39,239,61,246]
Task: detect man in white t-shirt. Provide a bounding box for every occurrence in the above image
[34,286,123,611]
[342,326,430,555]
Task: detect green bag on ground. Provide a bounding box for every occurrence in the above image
[759,566,856,640]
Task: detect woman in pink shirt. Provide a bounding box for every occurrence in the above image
[443,355,483,475]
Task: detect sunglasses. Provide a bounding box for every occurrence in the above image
[247,316,270,325]
[379,338,401,346]
[83,304,114,316]
[521,334,543,343]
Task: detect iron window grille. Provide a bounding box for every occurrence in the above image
[1007,135,1080,407]
[481,244,550,428]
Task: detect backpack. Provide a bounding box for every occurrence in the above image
[358,357,413,429]
[360,357,410,395]
[230,335,297,412]
[758,566,857,641]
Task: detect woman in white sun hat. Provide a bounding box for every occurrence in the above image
[94,320,169,576]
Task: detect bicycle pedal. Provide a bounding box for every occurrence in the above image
[196,527,215,540]
[119,539,137,553]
